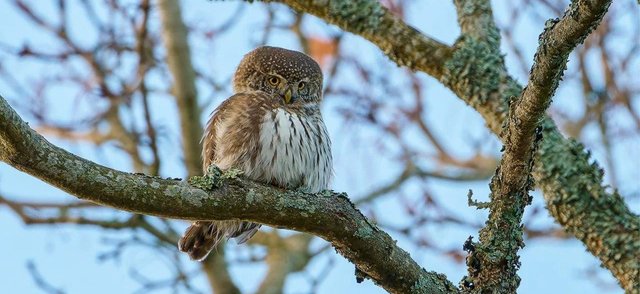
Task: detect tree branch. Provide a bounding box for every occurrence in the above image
[454,0,615,290]
[455,1,639,292]
[262,0,453,79]
[252,232,314,294]
[0,95,457,293]
[454,0,535,291]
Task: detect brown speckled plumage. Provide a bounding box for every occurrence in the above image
[179,46,332,261]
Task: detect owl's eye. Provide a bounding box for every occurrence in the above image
[268,76,280,86]
[298,81,306,90]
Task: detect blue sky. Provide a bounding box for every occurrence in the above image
[0,0,635,293]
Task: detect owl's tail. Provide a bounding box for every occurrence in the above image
[179,220,261,261]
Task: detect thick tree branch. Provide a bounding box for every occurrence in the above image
[0,95,457,294]
[254,0,639,290]
[263,0,453,79]
[454,1,534,291]
[158,0,203,177]
[514,0,611,158]
[457,0,615,291]
[455,1,639,292]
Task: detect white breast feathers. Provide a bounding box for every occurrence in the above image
[248,108,332,193]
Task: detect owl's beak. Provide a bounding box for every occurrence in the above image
[283,88,295,104]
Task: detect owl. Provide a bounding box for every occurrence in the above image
[179,46,333,261]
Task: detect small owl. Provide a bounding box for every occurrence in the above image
[179,46,333,261]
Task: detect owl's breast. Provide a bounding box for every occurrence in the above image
[244,108,332,193]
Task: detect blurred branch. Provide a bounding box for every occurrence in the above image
[355,162,495,205]
[130,254,205,294]
[158,0,202,177]
[35,125,110,145]
[0,95,457,293]
[453,0,501,46]
[0,195,176,245]
[137,0,161,176]
[251,232,314,294]
[27,261,65,294]
[201,248,241,294]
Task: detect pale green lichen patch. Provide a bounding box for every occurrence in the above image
[164,183,209,207]
[189,166,225,190]
[94,174,109,185]
[319,190,334,197]
[188,175,217,190]
[410,271,456,293]
[411,275,430,292]
[443,37,503,107]
[222,168,243,179]
[245,188,263,205]
[275,196,316,215]
[354,223,373,239]
[534,122,640,290]
[328,0,384,33]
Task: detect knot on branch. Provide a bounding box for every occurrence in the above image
[355,266,369,283]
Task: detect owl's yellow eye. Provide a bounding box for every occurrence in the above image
[268,76,280,86]
[298,81,306,90]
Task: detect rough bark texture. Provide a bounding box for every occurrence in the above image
[0,95,457,294]
[455,1,533,291]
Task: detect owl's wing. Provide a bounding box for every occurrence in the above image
[201,92,272,171]
[202,99,225,171]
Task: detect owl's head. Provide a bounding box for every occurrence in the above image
[233,46,323,105]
